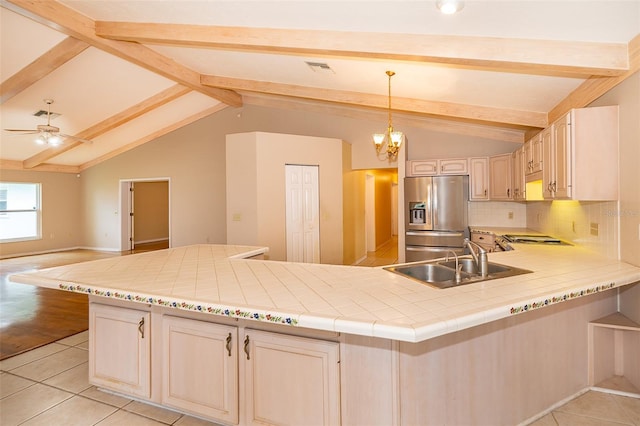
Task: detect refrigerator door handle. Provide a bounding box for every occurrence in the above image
[406,231,465,237]
[431,181,437,227]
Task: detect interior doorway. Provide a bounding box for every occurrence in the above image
[119,178,171,252]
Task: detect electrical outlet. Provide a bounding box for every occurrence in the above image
[233,213,242,221]
[590,222,599,236]
[572,221,575,233]
[508,211,514,219]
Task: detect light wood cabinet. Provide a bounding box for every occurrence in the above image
[542,106,618,200]
[512,148,526,201]
[489,153,512,200]
[89,303,151,398]
[524,134,543,175]
[408,158,468,176]
[162,316,239,424]
[469,157,489,200]
[243,329,340,426]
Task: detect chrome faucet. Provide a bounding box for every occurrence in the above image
[464,238,489,277]
[445,249,463,283]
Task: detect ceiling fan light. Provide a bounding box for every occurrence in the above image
[48,134,62,146]
[35,135,46,145]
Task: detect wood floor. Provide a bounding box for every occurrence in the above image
[0,241,168,360]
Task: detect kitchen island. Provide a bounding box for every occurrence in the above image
[10,243,640,425]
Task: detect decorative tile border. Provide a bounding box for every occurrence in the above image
[509,282,616,315]
[58,283,299,326]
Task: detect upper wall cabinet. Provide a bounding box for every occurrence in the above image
[524,134,543,175]
[469,157,489,200]
[489,153,512,200]
[542,106,619,201]
[512,148,526,201]
[408,158,468,176]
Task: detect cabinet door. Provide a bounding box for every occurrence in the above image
[243,330,340,426]
[531,133,543,173]
[162,316,238,424]
[409,160,438,176]
[552,113,572,199]
[512,149,526,200]
[489,153,512,200]
[89,303,150,398]
[541,126,554,199]
[439,158,468,175]
[469,157,489,200]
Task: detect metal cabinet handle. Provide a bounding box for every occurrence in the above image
[244,335,250,360]
[226,333,232,357]
[507,188,510,197]
[484,189,487,196]
[138,318,145,339]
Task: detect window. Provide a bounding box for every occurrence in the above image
[0,182,41,243]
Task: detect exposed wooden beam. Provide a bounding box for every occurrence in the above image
[242,92,525,144]
[22,85,192,169]
[2,0,242,107]
[202,75,547,128]
[0,159,79,173]
[96,21,629,78]
[79,104,227,171]
[549,33,640,123]
[0,37,89,104]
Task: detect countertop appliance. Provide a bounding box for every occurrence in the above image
[405,175,469,262]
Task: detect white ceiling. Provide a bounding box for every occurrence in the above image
[1,0,639,172]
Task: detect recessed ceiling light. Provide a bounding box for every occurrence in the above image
[436,0,464,14]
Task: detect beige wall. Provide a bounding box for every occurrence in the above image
[133,181,169,244]
[226,132,346,264]
[0,169,82,257]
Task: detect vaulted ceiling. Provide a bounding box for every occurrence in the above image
[1,0,639,173]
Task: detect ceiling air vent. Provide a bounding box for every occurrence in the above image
[305,61,335,74]
[33,109,60,119]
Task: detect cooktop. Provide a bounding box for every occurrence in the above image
[502,234,571,245]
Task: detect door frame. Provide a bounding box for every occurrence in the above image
[119,177,171,252]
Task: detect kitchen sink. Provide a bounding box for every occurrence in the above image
[384,256,532,289]
[438,258,511,275]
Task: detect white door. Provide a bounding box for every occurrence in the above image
[285,165,320,263]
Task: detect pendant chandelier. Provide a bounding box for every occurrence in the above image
[373,70,404,160]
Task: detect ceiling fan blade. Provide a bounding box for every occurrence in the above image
[58,133,93,144]
[4,129,39,134]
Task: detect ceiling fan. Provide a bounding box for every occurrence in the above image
[4,99,92,146]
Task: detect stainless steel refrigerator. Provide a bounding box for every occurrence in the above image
[404,175,469,262]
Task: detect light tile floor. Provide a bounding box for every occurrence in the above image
[0,331,220,426]
[1,331,639,425]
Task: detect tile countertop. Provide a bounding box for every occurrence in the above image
[9,243,640,343]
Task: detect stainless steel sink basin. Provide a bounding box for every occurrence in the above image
[438,258,511,275]
[384,256,532,289]
[386,263,474,284]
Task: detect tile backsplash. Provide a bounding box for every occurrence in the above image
[468,201,527,228]
[526,200,618,259]
[469,200,619,260]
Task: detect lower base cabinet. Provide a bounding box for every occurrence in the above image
[89,301,340,425]
[162,316,239,424]
[243,329,340,426]
[89,303,151,398]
